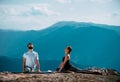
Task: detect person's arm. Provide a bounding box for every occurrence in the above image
[58,55,69,72]
[36,60,41,72]
[36,53,40,72]
[59,62,63,68]
[22,58,26,72]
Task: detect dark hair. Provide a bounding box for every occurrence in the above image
[27,43,33,47]
[67,46,72,54]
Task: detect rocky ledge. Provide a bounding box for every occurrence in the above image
[0,72,120,82]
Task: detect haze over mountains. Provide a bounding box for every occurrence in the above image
[0,21,120,72]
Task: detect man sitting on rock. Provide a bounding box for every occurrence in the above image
[22,43,40,73]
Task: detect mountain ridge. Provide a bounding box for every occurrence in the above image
[0,21,120,32]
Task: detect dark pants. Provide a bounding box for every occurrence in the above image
[56,66,102,74]
[69,65,81,72]
[57,65,81,72]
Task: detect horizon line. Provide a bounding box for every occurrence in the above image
[0,21,120,31]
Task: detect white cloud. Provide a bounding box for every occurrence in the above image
[112,10,120,17]
[0,4,61,30]
[0,5,27,16]
[57,0,72,3]
[0,4,60,16]
[30,4,60,16]
[90,0,112,4]
[0,15,57,30]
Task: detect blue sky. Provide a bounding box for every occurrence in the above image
[0,0,120,30]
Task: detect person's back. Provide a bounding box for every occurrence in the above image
[62,55,71,70]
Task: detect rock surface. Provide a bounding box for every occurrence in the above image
[0,72,120,82]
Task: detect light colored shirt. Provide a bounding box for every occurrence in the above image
[23,51,39,70]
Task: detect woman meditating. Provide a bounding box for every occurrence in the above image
[57,46,80,72]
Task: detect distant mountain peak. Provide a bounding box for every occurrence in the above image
[52,21,119,27]
[50,21,94,29]
[51,21,105,28]
[48,21,120,32]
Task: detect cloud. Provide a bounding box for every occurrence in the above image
[0,5,35,16]
[30,4,60,16]
[56,0,72,3]
[0,4,60,16]
[90,0,112,4]
[112,10,120,17]
[0,3,61,30]
[0,5,25,16]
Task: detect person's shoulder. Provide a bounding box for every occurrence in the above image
[33,51,38,55]
[23,52,28,55]
[23,52,28,57]
[68,54,70,57]
[66,54,70,58]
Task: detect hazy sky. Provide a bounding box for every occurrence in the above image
[0,0,120,30]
